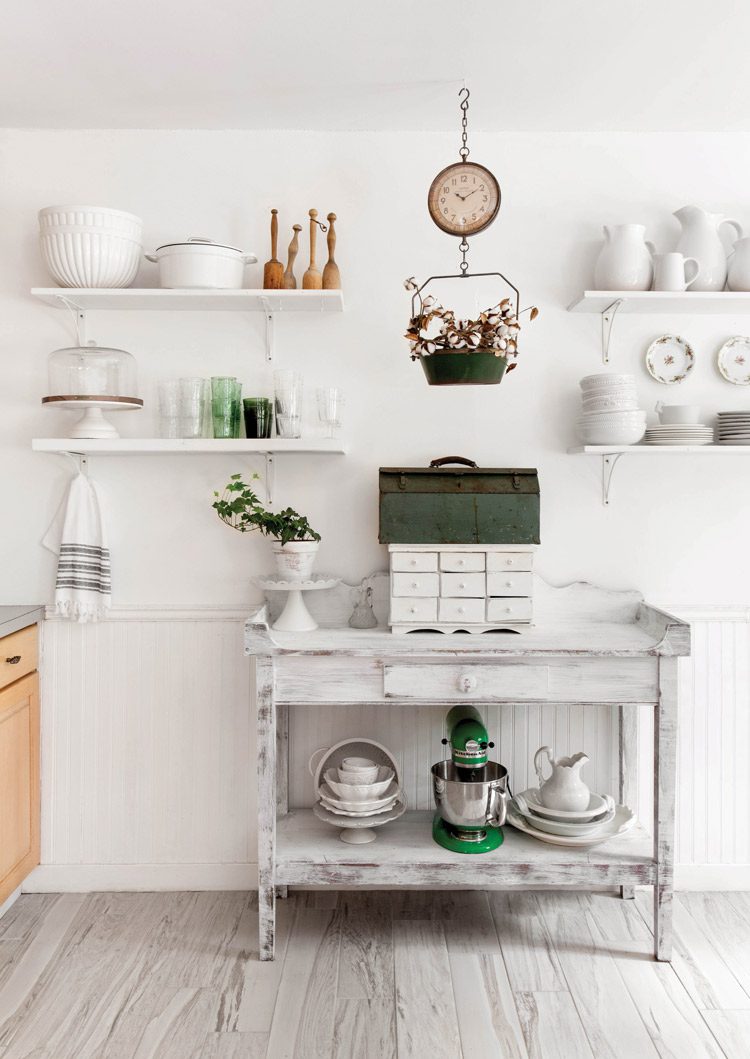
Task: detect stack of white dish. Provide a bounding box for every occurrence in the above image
[317,757,402,818]
[716,411,750,445]
[576,374,646,445]
[39,205,143,289]
[644,424,714,445]
[508,788,635,847]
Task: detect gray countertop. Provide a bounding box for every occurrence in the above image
[0,605,45,638]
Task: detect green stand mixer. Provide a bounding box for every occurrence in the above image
[431,705,509,853]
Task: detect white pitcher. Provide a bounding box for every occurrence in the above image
[727,236,750,292]
[594,224,654,291]
[533,745,590,811]
[674,205,743,291]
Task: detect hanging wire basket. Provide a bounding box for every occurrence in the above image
[406,270,533,387]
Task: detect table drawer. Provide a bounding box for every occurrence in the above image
[384,662,550,700]
[390,597,438,623]
[438,597,486,623]
[392,572,439,597]
[440,572,486,598]
[391,551,438,572]
[486,597,533,622]
[0,625,38,690]
[439,552,486,572]
[487,571,534,597]
[486,552,534,572]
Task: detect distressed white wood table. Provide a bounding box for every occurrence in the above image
[245,578,690,962]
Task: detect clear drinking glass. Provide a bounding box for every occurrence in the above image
[316,387,345,438]
[274,370,303,438]
[211,376,241,439]
[158,378,210,438]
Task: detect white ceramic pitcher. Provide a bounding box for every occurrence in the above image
[727,237,750,292]
[594,224,654,291]
[674,205,743,291]
[533,745,590,811]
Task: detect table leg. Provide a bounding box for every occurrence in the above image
[618,703,638,899]
[654,658,678,961]
[256,657,276,960]
[276,702,289,900]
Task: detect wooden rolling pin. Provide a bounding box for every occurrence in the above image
[263,209,284,289]
[283,224,303,289]
[322,212,341,290]
[302,209,322,290]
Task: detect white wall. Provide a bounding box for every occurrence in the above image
[2,128,750,885]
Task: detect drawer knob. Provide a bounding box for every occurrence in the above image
[410,559,417,565]
[458,607,465,614]
[411,581,419,589]
[506,559,513,566]
[5,655,21,664]
[458,582,466,589]
[457,559,465,566]
[458,673,477,693]
[410,606,418,614]
[505,607,512,613]
[506,580,513,587]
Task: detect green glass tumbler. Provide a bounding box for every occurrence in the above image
[243,397,273,439]
[211,377,241,439]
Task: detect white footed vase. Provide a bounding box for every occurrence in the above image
[594,224,654,291]
[674,205,743,291]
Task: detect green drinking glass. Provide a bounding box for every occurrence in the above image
[211,377,241,439]
[243,397,273,439]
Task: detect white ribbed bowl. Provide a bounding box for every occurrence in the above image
[578,409,645,424]
[580,373,637,392]
[581,393,638,413]
[576,420,646,445]
[39,206,143,288]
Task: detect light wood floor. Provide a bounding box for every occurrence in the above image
[0,889,749,1058]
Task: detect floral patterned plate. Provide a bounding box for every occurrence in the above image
[645,335,695,384]
[717,336,750,386]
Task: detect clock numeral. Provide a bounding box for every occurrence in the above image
[451,178,457,185]
[480,206,486,213]
[450,213,456,221]
[443,185,449,193]
[443,208,449,215]
[461,175,467,183]
[472,213,477,220]
[479,184,485,190]
[482,195,488,203]
[440,197,445,204]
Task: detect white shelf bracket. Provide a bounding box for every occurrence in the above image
[265,452,275,506]
[261,298,274,362]
[602,453,622,506]
[601,298,623,364]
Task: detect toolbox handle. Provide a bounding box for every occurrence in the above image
[429,456,478,469]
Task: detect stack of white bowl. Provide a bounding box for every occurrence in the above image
[317,757,402,819]
[576,373,646,445]
[39,205,143,289]
[508,789,634,847]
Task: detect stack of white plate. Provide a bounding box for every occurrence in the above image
[644,424,714,446]
[508,788,634,847]
[317,759,402,818]
[716,411,750,445]
[577,374,646,445]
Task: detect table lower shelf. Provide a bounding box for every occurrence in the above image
[276,809,655,888]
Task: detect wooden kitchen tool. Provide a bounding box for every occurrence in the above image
[263,209,284,289]
[322,212,341,290]
[303,209,323,290]
[283,224,303,289]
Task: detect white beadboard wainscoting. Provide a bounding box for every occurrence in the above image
[25,603,750,893]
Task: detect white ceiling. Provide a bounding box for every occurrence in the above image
[3,0,750,131]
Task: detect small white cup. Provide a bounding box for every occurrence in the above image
[656,402,700,424]
[652,253,699,292]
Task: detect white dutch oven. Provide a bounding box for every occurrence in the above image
[146,237,257,289]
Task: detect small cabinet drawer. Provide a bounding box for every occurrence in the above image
[486,552,534,572]
[390,597,438,623]
[391,551,438,572]
[384,662,549,700]
[0,625,38,690]
[487,571,534,597]
[438,598,486,623]
[439,552,486,572]
[392,572,439,597]
[440,572,486,598]
[486,597,533,622]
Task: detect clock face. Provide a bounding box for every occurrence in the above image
[428,162,501,236]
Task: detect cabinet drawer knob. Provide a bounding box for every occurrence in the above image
[458,582,466,589]
[410,606,418,614]
[5,655,21,664]
[458,607,465,614]
[410,559,417,565]
[458,673,477,693]
[505,559,513,566]
[506,580,513,587]
[411,581,419,589]
[457,559,465,566]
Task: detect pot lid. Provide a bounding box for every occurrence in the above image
[153,236,245,254]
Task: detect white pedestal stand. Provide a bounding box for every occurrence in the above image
[255,576,341,632]
[42,396,143,439]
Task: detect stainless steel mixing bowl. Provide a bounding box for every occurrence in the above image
[431,760,509,829]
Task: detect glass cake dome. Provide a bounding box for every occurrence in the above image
[47,343,139,398]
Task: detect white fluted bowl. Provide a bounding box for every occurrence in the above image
[39,206,143,288]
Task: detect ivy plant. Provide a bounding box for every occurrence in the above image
[212,474,321,547]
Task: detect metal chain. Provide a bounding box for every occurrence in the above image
[459,87,470,160]
[459,238,469,274]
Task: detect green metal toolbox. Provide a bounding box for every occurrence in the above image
[379,457,540,545]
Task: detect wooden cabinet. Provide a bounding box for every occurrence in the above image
[0,625,40,905]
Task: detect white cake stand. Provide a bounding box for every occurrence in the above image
[313,796,406,844]
[255,575,341,632]
[42,396,143,439]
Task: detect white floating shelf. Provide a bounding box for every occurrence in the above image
[32,438,346,455]
[31,288,344,312]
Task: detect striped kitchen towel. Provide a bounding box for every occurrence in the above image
[42,472,111,622]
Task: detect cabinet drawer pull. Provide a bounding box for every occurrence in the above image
[458,673,477,693]
[5,655,21,664]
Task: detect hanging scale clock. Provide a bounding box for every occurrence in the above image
[427,88,501,269]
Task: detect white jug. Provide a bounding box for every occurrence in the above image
[727,237,750,292]
[652,252,699,292]
[594,224,654,291]
[674,205,743,291]
[533,745,590,811]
